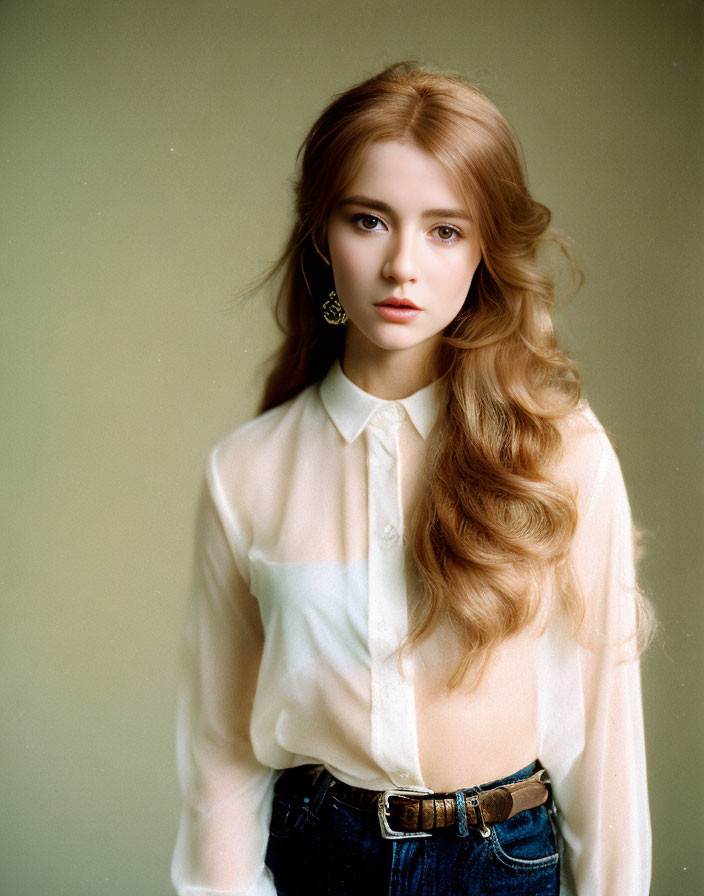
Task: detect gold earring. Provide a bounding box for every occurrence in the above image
[322,290,348,325]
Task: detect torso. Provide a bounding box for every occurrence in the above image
[414,622,542,789]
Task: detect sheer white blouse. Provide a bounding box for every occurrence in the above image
[172,361,650,896]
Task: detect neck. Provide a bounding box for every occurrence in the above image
[341,337,440,400]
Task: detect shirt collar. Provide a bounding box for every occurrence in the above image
[319,360,441,443]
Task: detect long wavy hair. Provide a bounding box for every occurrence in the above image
[257,63,648,685]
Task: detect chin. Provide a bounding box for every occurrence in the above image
[371,333,422,352]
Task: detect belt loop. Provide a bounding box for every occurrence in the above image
[293,766,335,831]
[308,767,335,817]
[454,789,469,838]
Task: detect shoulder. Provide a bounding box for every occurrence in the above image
[553,403,627,517]
[205,382,324,511]
[208,381,323,475]
[558,401,609,458]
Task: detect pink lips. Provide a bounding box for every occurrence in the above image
[374,297,422,322]
[378,296,420,309]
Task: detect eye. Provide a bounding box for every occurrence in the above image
[352,213,385,232]
[432,224,462,243]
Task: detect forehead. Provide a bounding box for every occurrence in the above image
[339,140,467,212]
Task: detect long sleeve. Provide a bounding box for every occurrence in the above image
[171,470,277,896]
[553,427,650,895]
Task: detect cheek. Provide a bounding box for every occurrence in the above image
[331,248,356,282]
[435,253,480,296]
[331,242,377,291]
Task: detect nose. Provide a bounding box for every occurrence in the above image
[382,231,418,284]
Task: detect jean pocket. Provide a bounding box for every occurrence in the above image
[489,806,559,872]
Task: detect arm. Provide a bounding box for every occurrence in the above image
[171,471,277,896]
[557,432,651,895]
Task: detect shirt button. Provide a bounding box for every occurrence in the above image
[391,770,411,785]
[387,403,405,422]
[382,524,399,543]
[374,403,405,427]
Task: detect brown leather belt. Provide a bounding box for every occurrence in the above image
[331,768,551,840]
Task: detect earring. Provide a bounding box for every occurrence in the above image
[322,290,348,325]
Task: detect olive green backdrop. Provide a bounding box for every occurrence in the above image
[1,0,702,893]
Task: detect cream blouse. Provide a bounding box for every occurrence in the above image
[172,361,650,896]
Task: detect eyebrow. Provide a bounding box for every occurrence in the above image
[337,195,471,221]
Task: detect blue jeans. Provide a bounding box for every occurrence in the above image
[265,760,560,895]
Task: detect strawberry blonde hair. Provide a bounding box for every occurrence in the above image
[258,62,648,685]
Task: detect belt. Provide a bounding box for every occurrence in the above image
[330,767,551,840]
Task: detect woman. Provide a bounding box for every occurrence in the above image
[172,63,652,895]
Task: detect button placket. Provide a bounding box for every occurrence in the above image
[365,406,423,785]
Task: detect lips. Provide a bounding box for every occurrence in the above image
[374,297,420,310]
[373,298,422,323]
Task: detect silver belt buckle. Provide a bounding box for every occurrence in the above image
[378,786,434,839]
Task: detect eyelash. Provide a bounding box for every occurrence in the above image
[350,213,463,244]
[352,213,385,232]
[431,224,463,243]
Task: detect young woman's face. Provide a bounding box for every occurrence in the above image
[326,140,481,375]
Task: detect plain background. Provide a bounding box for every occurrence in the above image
[1,1,702,893]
